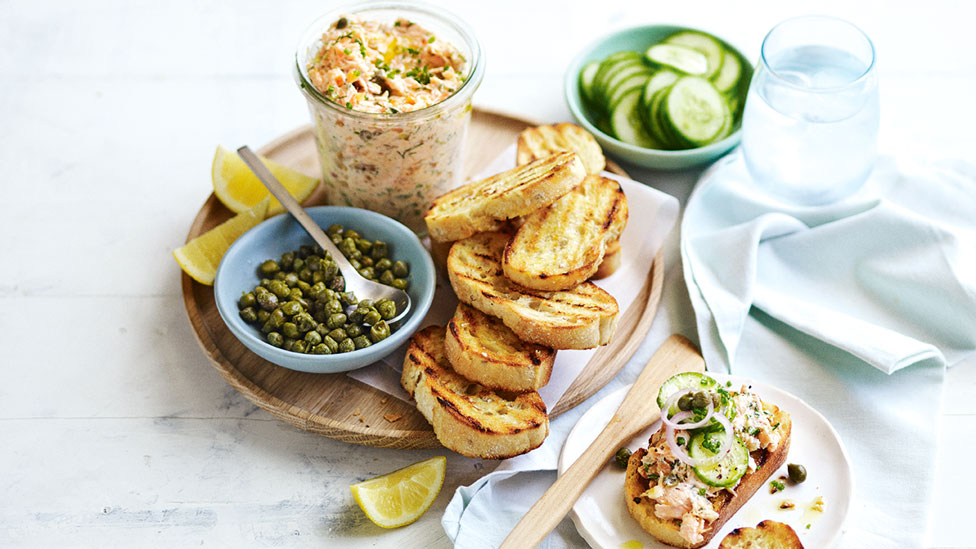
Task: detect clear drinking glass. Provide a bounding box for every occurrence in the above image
[295,2,484,234]
[741,16,879,206]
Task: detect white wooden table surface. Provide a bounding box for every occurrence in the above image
[1,1,973,547]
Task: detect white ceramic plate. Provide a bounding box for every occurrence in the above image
[558,373,853,548]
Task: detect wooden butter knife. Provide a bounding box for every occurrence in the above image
[500,334,706,548]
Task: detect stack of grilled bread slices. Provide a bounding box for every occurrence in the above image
[401,123,628,459]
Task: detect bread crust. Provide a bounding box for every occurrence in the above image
[424,151,585,242]
[447,231,619,349]
[625,405,793,548]
[503,175,628,291]
[718,520,804,548]
[401,326,549,459]
[593,238,622,279]
[516,123,606,175]
[445,303,555,392]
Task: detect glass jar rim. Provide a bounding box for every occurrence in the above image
[760,15,876,93]
[294,0,484,121]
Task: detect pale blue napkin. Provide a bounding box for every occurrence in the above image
[681,153,976,547]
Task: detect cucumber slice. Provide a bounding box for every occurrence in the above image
[690,432,749,488]
[607,72,652,109]
[611,87,660,148]
[663,31,725,79]
[656,372,719,412]
[665,76,730,146]
[645,44,708,76]
[592,52,642,98]
[595,59,645,105]
[641,70,679,108]
[602,65,651,104]
[711,50,741,92]
[578,61,600,102]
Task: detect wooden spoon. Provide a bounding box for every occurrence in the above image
[499,334,706,549]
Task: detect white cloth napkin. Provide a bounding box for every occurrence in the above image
[347,145,679,411]
[680,152,976,548]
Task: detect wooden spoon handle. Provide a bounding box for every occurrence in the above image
[499,334,704,549]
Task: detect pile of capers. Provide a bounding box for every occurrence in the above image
[235,224,409,355]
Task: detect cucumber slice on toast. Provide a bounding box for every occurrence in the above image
[656,372,719,412]
[690,432,750,487]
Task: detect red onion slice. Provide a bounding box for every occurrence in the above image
[661,389,715,431]
[665,410,735,468]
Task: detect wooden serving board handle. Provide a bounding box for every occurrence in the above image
[499,334,706,549]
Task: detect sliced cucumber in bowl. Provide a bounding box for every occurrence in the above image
[610,87,660,149]
[662,31,725,80]
[665,76,731,146]
[645,44,708,76]
[607,72,652,109]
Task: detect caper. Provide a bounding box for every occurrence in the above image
[338,338,355,353]
[307,256,322,272]
[378,269,395,285]
[259,260,280,276]
[298,268,312,282]
[363,310,382,326]
[375,258,393,271]
[341,237,357,254]
[369,321,390,343]
[392,261,409,278]
[259,290,280,311]
[308,282,327,300]
[254,285,269,296]
[787,463,807,483]
[323,261,339,280]
[282,322,300,339]
[280,251,295,267]
[327,313,347,329]
[677,393,694,411]
[328,328,347,342]
[298,245,314,259]
[273,271,287,281]
[356,239,373,253]
[280,300,302,316]
[322,335,339,353]
[269,280,289,299]
[376,299,397,320]
[614,447,632,469]
[328,275,345,292]
[239,307,258,323]
[344,230,360,241]
[339,291,358,306]
[266,332,284,347]
[260,278,273,288]
[348,308,365,324]
[359,266,375,280]
[344,324,363,338]
[292,257,305,272]
[349,258,362,271]
[330,232,343,245]
[353,335,372,349]
[292,340,308,354]
[326,223,342,235]
[359,256,374,268]
[296,280,311,293]
[256,309,271,323]
[304,330,322,346]
[238,292,256,309]
[325,299,344,315]
[311,270,325,284]
[284,272,299,287]
[311,343,331,354]
[691,391,709,410]
[371,241,388,259]
[392,278,408,290]
[283,338,296,351]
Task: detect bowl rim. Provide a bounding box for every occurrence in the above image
[213,205,436,373]
[564,23,752,158]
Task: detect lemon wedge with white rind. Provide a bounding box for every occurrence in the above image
[350,456,446,528]
[173,197,269,285]
[212,145,318,216]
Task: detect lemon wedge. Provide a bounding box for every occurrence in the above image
[212,145,318,216]
[350,456,446,529]
[173,197,269,285]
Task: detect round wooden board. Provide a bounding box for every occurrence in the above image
[181,109,664,449]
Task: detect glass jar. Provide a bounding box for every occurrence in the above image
[295,2,485,233]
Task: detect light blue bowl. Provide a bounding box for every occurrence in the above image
[565,25,753,170]
[214,206,435,374]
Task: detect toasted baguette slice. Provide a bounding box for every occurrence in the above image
[625,405,793,549]
[593,237,622,279]
[448,231,619,349]
[516,123,606,175]
[719,520,805,549]
[445,303,556,392]
[503,175,628,291]
[424,151,586,242]
[400,326,548,459]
